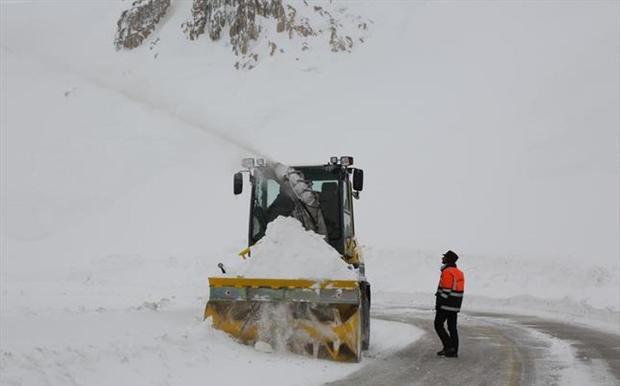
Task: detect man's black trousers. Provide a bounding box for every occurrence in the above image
[434,309,459,352]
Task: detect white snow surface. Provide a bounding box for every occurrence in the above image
[1,0,619,385]
[0,310,421,386]
[227,216,357,280]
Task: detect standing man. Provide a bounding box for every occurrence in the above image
[434,250,465,358]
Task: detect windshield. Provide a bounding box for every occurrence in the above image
[250,166,343,250]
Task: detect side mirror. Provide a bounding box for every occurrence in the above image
[353,169,364,191]
[233,172,243,195]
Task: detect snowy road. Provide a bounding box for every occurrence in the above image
[327,307,620,386]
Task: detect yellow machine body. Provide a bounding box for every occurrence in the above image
[205,277,363,362]
[205,159,370,362]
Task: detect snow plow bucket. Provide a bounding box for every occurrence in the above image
[205,277,362,362]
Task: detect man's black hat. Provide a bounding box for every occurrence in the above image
[443,250,459,263]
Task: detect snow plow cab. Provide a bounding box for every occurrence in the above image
[204,157,370,362]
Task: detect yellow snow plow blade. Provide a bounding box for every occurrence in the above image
[205,277,362,362]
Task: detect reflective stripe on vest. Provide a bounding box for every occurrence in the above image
[440,305,461,312]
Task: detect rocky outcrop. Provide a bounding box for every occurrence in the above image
[115,0,171,50]
[115,0,371,69]
[183,0,286,55]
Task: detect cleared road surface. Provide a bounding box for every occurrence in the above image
[327,307,619,386]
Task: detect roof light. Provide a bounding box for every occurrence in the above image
[340,156,354,167]
[330,156,339,165]
[241,158,255,168]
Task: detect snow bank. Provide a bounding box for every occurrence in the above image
[365,247,620,311]
[366,247,620,332]
[1,298,422,386]
[228,216,357,280]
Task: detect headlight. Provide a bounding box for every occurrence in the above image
[340,156,354,167]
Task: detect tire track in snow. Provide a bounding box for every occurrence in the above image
[468,310,620,383]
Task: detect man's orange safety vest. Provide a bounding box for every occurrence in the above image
[436,265,465,312]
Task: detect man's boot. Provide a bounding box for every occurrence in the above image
[436,349,447,356]
[444,347,458,358]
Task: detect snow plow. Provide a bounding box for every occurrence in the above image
[204,157,370,362]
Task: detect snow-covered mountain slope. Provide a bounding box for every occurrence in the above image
[1,0,619,384]
[0,5,423,384]
[2,0,618,262]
